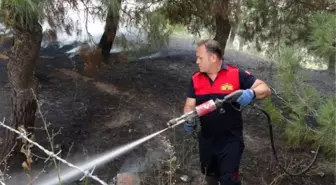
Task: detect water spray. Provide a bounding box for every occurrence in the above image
[30,89,319,185]
[35,128,169,185]
[34,91,244,185]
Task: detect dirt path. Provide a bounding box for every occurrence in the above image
[0,40,335,185]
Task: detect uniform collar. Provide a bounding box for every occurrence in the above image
[200,60,227,76]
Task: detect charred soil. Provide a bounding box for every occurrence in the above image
[0,43,335,185]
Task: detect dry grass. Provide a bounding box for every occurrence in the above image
[79,44,104,78]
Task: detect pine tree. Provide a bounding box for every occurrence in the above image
[80,0,173,76]
[307,11,336,75]
[262,37,336,159]
[98,0,121,64]
[0,0,45,164]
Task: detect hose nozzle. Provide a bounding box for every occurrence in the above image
[166,111,197,128]
[167,118,179,128]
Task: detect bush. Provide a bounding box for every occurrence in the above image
[262,45,336,159]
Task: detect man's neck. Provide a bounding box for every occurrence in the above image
[207,60,222,80]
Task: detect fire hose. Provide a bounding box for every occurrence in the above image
[166,90,319,176]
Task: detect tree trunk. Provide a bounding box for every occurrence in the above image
[1,23,42,165]
[228,0,241,45]
[256,37,262,52]
[214,15,231,54]
[238,36,245,51]
[228,26,237,44]
[328,52,335,75]
[98,2,121,64]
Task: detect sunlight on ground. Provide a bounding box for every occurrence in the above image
[56,68,133,98]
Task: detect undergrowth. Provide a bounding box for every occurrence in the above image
[261,46,336,160]
[139,126,200,185]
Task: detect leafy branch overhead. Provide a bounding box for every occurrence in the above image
[0,0,44,31]
[307,11,336,59]
[238,0,335,45]
[159,0,237,35]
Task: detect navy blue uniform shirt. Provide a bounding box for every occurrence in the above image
[187,63,256,140]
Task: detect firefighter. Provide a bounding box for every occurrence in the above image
[183,39,271,185]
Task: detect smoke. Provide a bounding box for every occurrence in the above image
[118,134,173,175]
[119,149,166,173]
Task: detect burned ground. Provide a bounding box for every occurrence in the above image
[0,41,335,185]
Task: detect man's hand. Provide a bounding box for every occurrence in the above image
[183,98,197,132]
[236,89,254,106]
[184,121,197,133]
[237,79,271,106]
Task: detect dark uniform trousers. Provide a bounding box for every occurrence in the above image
[198,132,244,185]
[187,64,257,185]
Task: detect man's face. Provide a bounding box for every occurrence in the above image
[196,45,216,73]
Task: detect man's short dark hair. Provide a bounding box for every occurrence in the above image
[197,39,223,59]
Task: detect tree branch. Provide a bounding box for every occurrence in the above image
[295,0,335,12]
[0,118,108,185]
[0,169,6,185]
[268,86,321,134]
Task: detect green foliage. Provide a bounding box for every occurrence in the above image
[262,45,336,159]
[276,46,302,85]
[239,0,335,65]
[109,1,174,56]
[239,0,292,51]
[315,98,336,156]
[159,0,238,38]
[143,11,173,48]
[160,0,202,35]
[101,0,121,17]
[260,9,335,154]
[308,12,336,57]
[284,118,315,147]
[242,0,279,42]
[263,11,336,158]
[261,97,283,125]
[0,0,44,30]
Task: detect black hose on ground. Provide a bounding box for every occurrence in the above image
[252,104,320,176]
[184,102,320,176]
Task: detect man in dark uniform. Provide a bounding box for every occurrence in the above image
[183,39,271,185]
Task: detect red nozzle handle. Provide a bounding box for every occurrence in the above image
[194,90,244,117]
[195,100,217,116]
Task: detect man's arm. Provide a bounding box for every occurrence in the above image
[239,69,271,99]
[250,79,271,99]
[184,98,196,114]
[184,79,197,113]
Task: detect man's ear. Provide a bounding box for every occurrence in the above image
[210,54,217,63]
